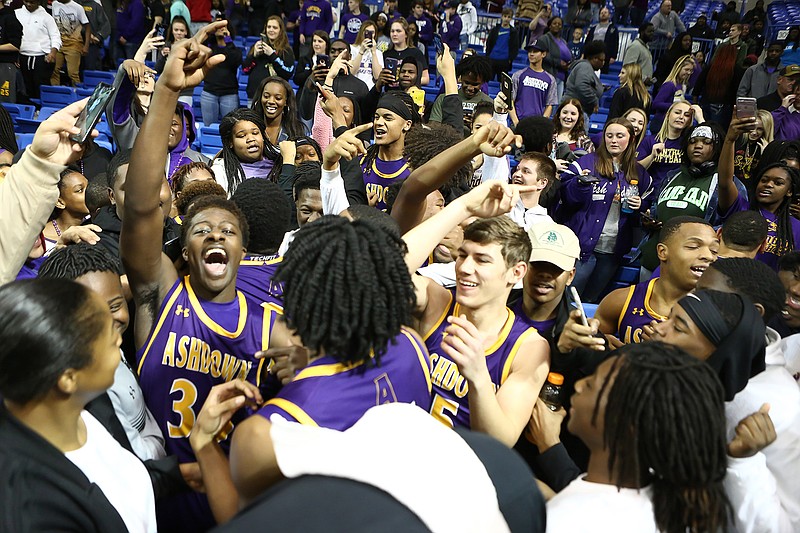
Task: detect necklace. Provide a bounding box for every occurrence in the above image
[52,219,62,237]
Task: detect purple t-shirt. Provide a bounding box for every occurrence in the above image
[725,197,800,271]
[637,135,683,191]
[555,38,571,81]
[408,14,434,44]
[512,67,558,120]
[341,12,369,44]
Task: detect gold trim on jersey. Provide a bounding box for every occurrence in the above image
[265,398,319,426]
[451,303,515,356]
[642,278,668,321]
[185,276,248,338]
[422,291,454,341]
[239,256,282,266]
[360,154,409,180]
[500,328,537,385]
[256,302,284,387]
[137,282,185,375]
[293,359,364,380]
[401,326,433,394]
[618,284,637,331]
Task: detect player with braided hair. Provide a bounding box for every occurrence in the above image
[548,342,732,532]
[222,215,431,505]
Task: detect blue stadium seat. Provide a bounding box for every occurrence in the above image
[37,107,60,120]
[82,70,116,87]
[16,133,35,150]
[2,102,35,122]
[583,303,599,319]
[14,118,41,134]
[40,86,78,108]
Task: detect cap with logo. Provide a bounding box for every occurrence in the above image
[526,39,547,52]
[780,64,800,77]
[527,223,580,271]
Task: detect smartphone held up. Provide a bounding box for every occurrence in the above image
[71,83,116,144]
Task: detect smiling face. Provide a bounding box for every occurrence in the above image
[260,81,287,121]
[230,120,264,163]
[512,158,548,190]
[549,17,563,35]
[618,69,628,84]
[748,117,764,141]
[524,260,574,307]
[603,124,630,157]
[58,172,90,217]
[678,60,694,83]
[265,18,281,40]
[455,241,525,309]
[528,48,544,67]
[755,167,793,213]
[651,304,717,359]
[75,271,130,335]
[460,72,484,99]
[779,267,800,327]
[559,103,579,133]
[168,111,184,150]
[623,110,646,136]
[183,207,246,295]
[296,188,323,226]
[373,108,410,145]
[657,222,719,291]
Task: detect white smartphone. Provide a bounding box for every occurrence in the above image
[569,286,590,328]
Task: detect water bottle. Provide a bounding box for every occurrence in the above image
[621,179,639,214]
[539,372,565,411]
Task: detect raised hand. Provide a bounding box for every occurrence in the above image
[556,310,606,353]
[459,180,533,221]
[470,120,521,158]
[323,122,372,170]
[30,99,97,165]
[726,107,758,142]
[158,21,228,93]
[440,314,490,384]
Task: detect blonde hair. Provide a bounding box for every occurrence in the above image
[623,107,649,148]
[756,109,774,144]
[664,54,695,86]
[656,100,692,142]
[620,63,651,109]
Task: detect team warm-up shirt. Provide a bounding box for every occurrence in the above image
[137,276,279,531]
[257,326,433,429]
[424,291,538,428]
[615,278,667,344]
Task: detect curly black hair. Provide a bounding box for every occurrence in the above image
[707,257,786,322]
[455,54,493,84]
[38,242,122,280]
[274,216,415,366]
[403,122,472,192]
[231,178,292,254]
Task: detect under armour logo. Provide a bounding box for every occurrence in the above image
[175,305,190,318]
[631,308,645,316]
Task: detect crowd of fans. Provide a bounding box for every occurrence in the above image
[0,0,800,530]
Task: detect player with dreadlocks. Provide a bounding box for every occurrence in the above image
[184,215,432,509]
[548,342,732,532]
[211,108,279,195]
[361,90,419,211]
[430,53,494,127]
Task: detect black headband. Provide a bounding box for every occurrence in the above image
[377,94,414,122]
[679,292,730,346]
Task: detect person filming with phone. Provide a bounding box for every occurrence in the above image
[557,118,653,302]
[349,20,383,89]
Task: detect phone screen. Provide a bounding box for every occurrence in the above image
[155,24,166,38]
[385,57,400,77]
[433,33,444,56]
[71,83,116,144]
[365,30,374,40]
[317,54,330,68]
[500,72,512,103]
[736,97,757,120]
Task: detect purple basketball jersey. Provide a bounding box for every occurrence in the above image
[257,327,432,429]
[616,278,668,344]
[360,154,411,211]
[423,291,539,429]
[137,277,280,531]
[236,253,284,308]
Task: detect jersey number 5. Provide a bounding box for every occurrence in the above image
[430,393,458,427]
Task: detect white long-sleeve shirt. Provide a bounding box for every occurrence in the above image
[457,1,477,36]
[15,6,61,56]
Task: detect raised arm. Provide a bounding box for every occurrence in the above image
[392,120,520,233]
[719,112,756,212]
[121,22,227,345]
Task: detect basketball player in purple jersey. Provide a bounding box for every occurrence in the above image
[189,214,432,507]
[595,216,719,345]
[404,159,551,449]
[360,92,416,210]
[121,22,277,532]
[230,178,293,308]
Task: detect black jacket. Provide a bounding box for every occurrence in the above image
[585,23,620,73]
[0,404,128,532]
[0,6,22,64]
